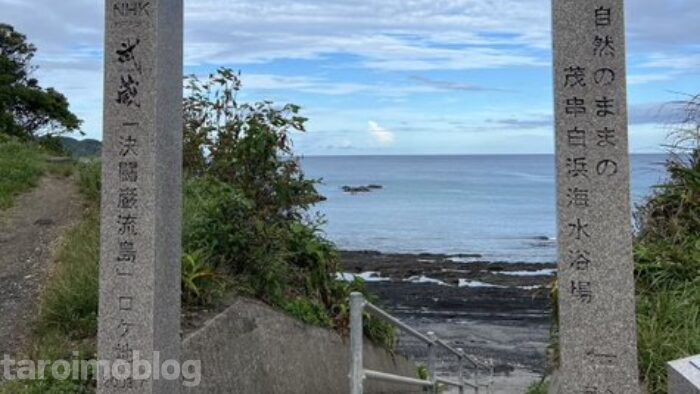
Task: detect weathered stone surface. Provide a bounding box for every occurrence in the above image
[182,298,423,394]
[98,1,183,393]
[668,356,700,394]
[552,0,639,392]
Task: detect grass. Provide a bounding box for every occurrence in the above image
[1,158,396,392]
[637,283,700,392]
[34,207,100,341]
[0,161,97,393]
[0,138,46,209]
[524,380,549,394]
[633,135,700,392]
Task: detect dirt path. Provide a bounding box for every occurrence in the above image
[0,175,83,357]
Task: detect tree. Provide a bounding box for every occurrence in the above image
[0,24,81,139]
[183,68,321,221]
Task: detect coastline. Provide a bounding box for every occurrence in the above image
[340,250,555,393]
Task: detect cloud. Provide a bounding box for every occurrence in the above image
[238,73,455,97]
[639,52,700,71]
[368,121,395,146]
[629,102,686,126]
[409,76,505,92]
[241,74,369,96]
[483,101,687,129]
[3,0,699,150]
[324,139,354,150]
[628,73,674,85]
[485,115,553,130]
[627,0,700,49]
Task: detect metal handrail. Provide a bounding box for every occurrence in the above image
[364,302,434,344]
[349,292,494,394]
[364,370,433,387]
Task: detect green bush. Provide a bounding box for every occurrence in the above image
[182,176,395,346]
[283,298,332,327]
[633,95,700,393]
[180,69,397,349]
[182,249,226,306]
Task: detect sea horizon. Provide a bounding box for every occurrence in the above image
[301,154,669,263]
[300,152,668,158]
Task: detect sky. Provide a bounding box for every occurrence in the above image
[2,0,699,155]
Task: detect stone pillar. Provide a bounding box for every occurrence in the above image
[98,1,183,392]
[552,0,639,392]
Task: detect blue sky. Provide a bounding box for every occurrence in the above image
[2,0,699,154]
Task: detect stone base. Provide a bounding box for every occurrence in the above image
[182,297,422,394]
[668,356,700,394]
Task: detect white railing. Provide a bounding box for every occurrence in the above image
[349,292,494,394]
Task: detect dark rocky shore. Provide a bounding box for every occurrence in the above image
[340,251,556,392]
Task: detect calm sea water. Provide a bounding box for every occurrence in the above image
[301,155,668,263]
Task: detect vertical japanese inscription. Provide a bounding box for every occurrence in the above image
[553,1,639,393]
[99,1,182,393]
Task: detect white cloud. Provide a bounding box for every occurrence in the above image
[2,0,698,150]
[628,73,673,85]
[368,121,396,146]
[640,53,700,71]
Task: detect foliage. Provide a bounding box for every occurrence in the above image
[0,376,91,394]
[35,206,99,341]
[283,298,333,327]
[182,249,226,306]
[0,137,45,209]
[636,283,699,393]
[546,278,560,372]
[76,160,102,204]
[633,94,700,393]
[181,70,396,349]
[182,68,321,219]
[58,136,102,158]
[182,175,395,348]
[416,364,430,381]
[0,24,81,139]
[525,379,550,394]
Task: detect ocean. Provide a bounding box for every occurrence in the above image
[301,154,668,263]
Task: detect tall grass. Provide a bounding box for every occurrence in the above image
[0,138,45,209]
[35,208,100,341]
[636,283,700,392]
[634,94,700,393]
[0,161,98,394]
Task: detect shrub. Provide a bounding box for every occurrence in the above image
[182,250,227,306]
[182,68,322,220]
[283,298,333,327]
[634,94,700,393]
[179,72,396,348]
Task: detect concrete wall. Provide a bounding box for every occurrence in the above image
[182,297,423,394]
